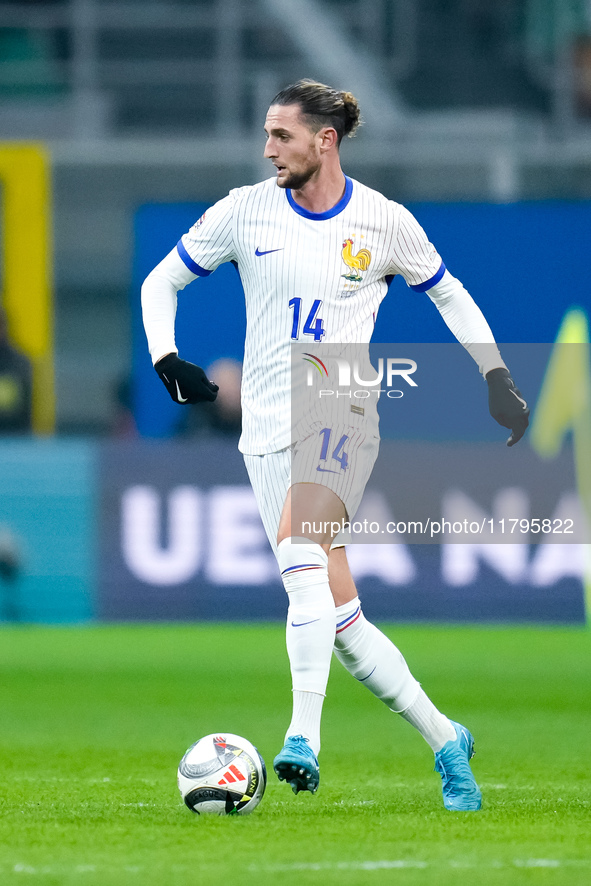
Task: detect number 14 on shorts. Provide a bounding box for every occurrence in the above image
[318,427,349,471]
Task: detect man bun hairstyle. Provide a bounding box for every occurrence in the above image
[271,79,361,145]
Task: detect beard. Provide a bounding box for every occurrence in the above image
[276,158,320,190]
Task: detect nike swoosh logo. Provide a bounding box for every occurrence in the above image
[291,618,321,627]
[255,247,284,256]
[175,380,188,403]
[358,666,377,682]
[316,466,339,475]
[510,390,528,409]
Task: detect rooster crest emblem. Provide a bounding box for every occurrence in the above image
[341,237,372,282]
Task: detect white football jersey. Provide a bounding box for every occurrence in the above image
[177,175,444,455]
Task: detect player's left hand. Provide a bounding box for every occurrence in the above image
[486,367,530,447]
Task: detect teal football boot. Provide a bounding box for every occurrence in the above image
[434,721,482,811]
[273,735,320,794]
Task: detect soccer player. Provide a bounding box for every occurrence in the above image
[141,80,529,811]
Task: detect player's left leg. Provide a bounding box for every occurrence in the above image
[329,547,481,810]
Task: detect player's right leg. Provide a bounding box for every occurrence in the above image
[272,482,348,794]
[271,419,378,793]
[244,453,340,795]
[329,547,481,810]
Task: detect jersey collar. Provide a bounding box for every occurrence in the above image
[286,175,353,220]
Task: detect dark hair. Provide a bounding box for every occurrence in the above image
[270,79,361,145]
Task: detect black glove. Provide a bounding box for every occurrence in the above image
[486,367,529,447]
[155,353,218,404]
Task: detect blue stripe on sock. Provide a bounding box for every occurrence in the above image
[281,563,321,575]
[336,606,360,629]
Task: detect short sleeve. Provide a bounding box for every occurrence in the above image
[177,192,236,276]
[388,204,445,291]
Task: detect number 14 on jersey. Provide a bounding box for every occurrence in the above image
[289,298,326,341]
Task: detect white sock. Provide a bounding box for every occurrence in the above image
[285,690,324,756]
[334,598,455,751]
[277,537,336,756]
[334,598,420,711]
[399,689,456,752]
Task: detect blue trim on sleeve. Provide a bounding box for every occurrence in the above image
[409,261,446,292]
[176,239,213,277]
[287,175,353,220]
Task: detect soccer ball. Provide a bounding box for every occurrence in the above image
[177,733,266,816]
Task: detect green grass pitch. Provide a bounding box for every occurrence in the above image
[0,623,589,886]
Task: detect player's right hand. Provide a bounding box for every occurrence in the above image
[154,353,219,404]
[486,367,529,447]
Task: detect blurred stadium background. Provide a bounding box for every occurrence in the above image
[0,0,590,625]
